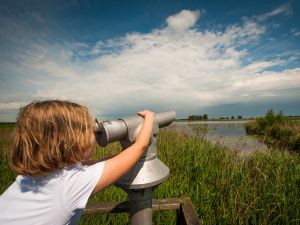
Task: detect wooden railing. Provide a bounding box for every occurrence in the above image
[85,197,201,225]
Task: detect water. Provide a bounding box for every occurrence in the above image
[170,121,267,152]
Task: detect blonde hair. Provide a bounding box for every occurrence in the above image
[11,100,95,177]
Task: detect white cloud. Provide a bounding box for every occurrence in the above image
[1,9,300,118]
[0,102,29,110]
[233,68,300,91]
[294,32,300,37]
[291,28,300,37]
[257,4,292,21]
[166,10,200,32]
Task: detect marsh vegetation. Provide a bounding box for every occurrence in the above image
[245,110,300,151]
[0,123,299,224]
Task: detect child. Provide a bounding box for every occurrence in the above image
[0,100,154,225]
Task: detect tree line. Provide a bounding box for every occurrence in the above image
[187,114,244,121]
[188,114,208,121]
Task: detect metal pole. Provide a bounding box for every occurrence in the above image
[128,188,153,225]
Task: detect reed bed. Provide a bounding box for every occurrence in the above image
[0,123,15,193]
[0,124,299,224]
[245,110,300,151]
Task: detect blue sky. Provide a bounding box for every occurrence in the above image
[0,0,300,121]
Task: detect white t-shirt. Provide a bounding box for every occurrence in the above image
[0,161,105,225]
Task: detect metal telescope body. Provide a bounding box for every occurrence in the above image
[94,111,176,225]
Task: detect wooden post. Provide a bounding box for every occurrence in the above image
[179,197,201,225]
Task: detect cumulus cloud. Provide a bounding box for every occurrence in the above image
[166,10,200,32]
[1,9,300,119]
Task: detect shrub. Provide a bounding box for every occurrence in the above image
[245,109,299,151]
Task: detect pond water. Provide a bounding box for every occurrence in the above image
[170,121,267,152]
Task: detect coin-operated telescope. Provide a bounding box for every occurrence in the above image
[94,111,176,225]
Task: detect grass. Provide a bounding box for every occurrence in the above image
[0,123,15,193]
[245,110,300,151]
[1,124,300,224]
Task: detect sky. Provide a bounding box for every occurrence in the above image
[0,0,300,121]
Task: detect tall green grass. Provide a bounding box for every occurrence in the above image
[0,123,15,193]
[1,124,300,224]
[245,109,300,151]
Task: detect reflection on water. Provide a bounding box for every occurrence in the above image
[206,124,246,137]
[171,121,267,152]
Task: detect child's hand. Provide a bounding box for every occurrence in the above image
[137,110,155,118]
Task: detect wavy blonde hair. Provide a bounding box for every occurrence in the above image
[11,100,95,177]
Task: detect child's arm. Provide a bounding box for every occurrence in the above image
[92,110,154,194]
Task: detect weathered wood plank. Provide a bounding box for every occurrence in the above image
[153,198,182,211]
[85,201,129,214]
[180,197,201,225]
[85,198,182,215]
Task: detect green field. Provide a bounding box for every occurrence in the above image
[1,124,300,224]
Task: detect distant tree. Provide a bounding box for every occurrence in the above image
[231,116,235,119]
[237,115,243,119]
[188,115,195,121]
[188,114,209,121]
[188,115,202,121]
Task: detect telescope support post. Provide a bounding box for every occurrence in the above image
[129,188,153,225]
[94,111,176,225]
